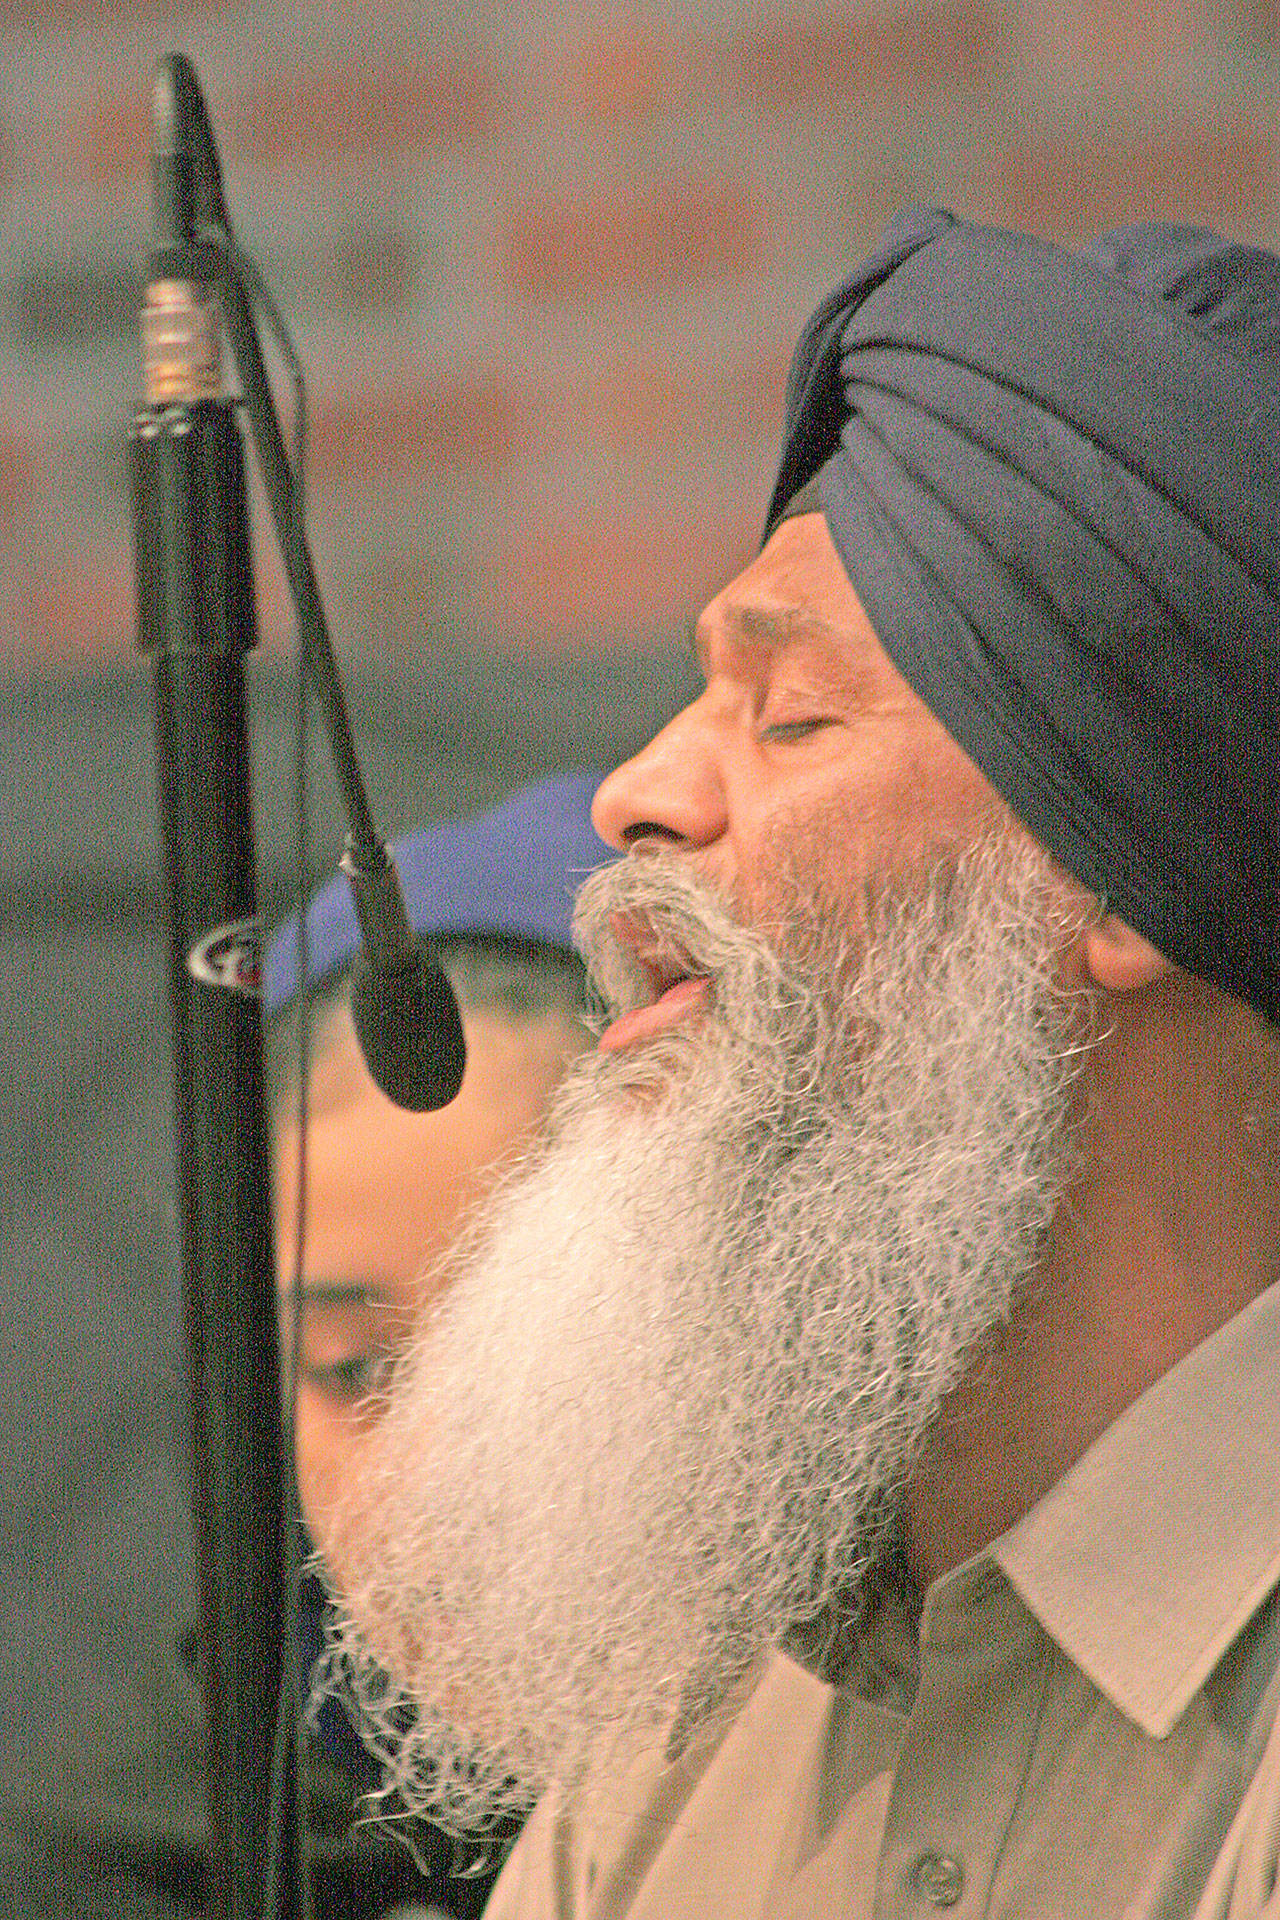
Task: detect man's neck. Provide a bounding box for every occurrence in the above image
[904,975,1280,1589]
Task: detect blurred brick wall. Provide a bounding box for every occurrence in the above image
[1,0,1277,673]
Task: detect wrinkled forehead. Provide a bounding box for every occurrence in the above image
[694,513,879,678]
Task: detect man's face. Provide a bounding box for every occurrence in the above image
[590,513,1011,997]
[274,1009,562,1546]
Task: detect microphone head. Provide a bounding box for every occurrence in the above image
[348,946,467,1112]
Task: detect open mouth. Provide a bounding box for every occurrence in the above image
[598,912,713,1053]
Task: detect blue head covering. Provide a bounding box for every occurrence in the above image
[263,770,615,1014]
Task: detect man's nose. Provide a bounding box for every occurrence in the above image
[592,703,729,853]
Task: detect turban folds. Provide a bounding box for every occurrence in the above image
[764,206,1280,1025]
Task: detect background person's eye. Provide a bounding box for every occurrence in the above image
[283,1290,416,1408]
[300,1346,397,1407]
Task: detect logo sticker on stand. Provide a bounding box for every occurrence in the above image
[188,917,261,998]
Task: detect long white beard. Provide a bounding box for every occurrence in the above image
[317,837,1093,1839]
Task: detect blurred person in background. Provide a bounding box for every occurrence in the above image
[264,770,612,1918]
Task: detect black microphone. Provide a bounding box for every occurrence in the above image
[341,835,468,1111]
[149,55,466,1112]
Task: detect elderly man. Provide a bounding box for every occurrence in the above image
[323,210,1280,1919]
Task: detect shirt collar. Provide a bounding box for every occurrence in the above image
[990,1280,1280,1739]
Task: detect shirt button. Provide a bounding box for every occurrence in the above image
[910,1852,965,1908]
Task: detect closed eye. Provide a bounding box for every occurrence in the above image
[759,716,835,743]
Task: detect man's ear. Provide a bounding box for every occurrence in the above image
[1082,915,1171,994]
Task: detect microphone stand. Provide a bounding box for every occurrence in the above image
[130,53,467,1915]
[130,56,300,1920]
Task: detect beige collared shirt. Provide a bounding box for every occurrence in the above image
[486,1283,1280,1919]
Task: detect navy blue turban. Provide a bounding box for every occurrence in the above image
[764,206,1280,1025]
